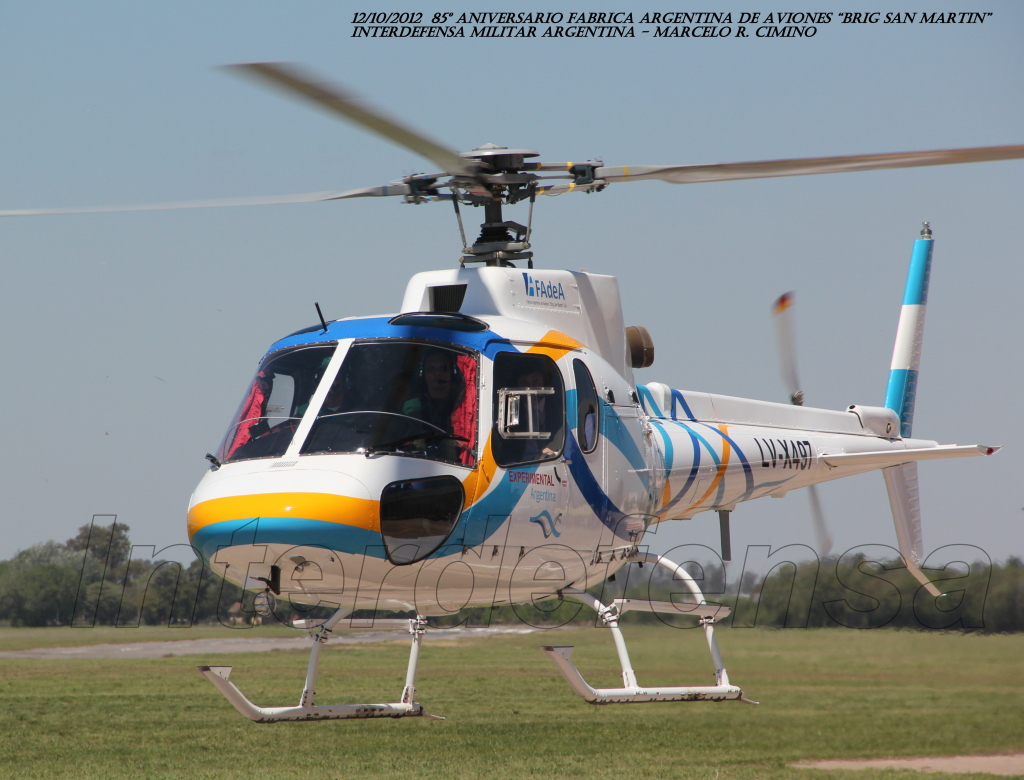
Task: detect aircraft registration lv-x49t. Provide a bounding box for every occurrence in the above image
[6,63,1017,723]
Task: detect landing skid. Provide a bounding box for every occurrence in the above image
[542,552,757,705]
[197,610,442,723]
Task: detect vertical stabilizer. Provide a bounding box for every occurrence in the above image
[884,223,934,437]
[883,225,941,597]
[883,462,940,596]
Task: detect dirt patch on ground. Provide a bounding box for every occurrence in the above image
[795,754,1024,776]
[0,626,537,660]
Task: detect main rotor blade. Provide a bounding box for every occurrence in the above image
[229,63,476,177]
[594,144,1024,185]
[772,292,803,406]
[0,191,362,217]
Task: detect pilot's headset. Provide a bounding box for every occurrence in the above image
[418,349,461,381]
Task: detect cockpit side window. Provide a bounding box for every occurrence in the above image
[492,352,565,467]
[573,359,600,454]
[299,341,478,467]
[218,345,336,463]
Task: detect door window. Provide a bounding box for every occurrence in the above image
[573,359,600,453]
[492,353,564,467]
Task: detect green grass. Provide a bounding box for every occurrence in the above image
[0,623,303,652]
[0,625,1021,779]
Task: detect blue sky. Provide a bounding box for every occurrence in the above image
[1,1,1021,569]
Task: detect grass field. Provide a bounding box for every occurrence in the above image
[0,624,1021,779]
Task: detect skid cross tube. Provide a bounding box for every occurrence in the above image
[197,608,439,723]
[540,553,755,705]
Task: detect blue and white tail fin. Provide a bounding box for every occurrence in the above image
[885,222,934,437]
[883,224,941,597]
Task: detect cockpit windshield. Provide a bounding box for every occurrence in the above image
[217,340,479,467]
[300,342,478,466]
[217,344,336,463]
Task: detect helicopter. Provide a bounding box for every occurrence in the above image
[5,63,1018,723]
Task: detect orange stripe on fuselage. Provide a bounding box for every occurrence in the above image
[695,425,731,506]
[527,330,585,361]
[187,492,379,539]
[462,433,498,509]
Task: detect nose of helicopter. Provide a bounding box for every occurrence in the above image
[187,470,380,561]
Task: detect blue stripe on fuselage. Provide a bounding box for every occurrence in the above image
[267,316,514,359]
[563,432,631,541]
[601,402,650,492]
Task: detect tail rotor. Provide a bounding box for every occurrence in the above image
[771,292,834,557]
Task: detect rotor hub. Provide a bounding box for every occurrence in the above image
[461,144,539,173]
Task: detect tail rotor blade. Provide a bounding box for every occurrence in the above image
[772,292,803,406]
[772,291,835,557]
[807,485,833,557]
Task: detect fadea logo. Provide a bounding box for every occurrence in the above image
[523,273,566,300]
[529,510,562,538]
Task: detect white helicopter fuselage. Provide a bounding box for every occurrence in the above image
[187,263,982,618]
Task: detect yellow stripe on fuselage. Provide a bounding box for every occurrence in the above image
[187,492,380,539]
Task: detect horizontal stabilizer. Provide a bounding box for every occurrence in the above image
[820,444,998,470]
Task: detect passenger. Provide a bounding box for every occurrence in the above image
[515,366,559,461]
[299,372,366,453]
[319,374,356,417]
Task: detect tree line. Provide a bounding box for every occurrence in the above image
[0,522,246,627]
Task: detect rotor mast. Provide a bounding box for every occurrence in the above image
[453,144,536,268]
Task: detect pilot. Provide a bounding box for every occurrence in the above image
[403,349,460,431]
